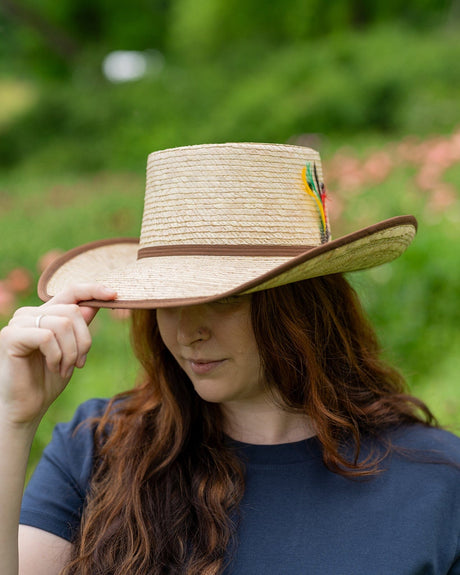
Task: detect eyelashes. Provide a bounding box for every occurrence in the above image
[216,296,242,305]
[215,294,251,306]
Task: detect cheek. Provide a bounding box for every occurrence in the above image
[156,309,177,351]
[232,321,262,371]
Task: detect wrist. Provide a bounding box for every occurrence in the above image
[0,404,41,442]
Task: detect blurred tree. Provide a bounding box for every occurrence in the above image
[0,0,78,61]
[0,0,169,78]
[168,0,452,61]
[0,0,454,78]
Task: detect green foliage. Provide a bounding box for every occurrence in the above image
[352,206,460,388]
[0,0,170,79]
[1,25,460,175]
[0,0,451,77]
[0,171,144,278]
[352,216,460,430]
[169,0,450,61]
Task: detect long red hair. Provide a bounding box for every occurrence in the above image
[62,273,435,574]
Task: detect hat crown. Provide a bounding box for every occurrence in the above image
[140,143,329,249]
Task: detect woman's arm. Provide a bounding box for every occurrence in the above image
[0,284,116,575]
[19,526,71,575]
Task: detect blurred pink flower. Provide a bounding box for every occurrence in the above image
[37,249,65,274]
[324,127,460,219]
[395,137,422,164]
[6,267,33,295]
[326,152,364,193]
[362,151,393,184]
[423,137,455,169]
[325,193,344,224]
[449,130,460,161]
[415,163,443,191]
[427,183,458,212]
[0,281,16,317]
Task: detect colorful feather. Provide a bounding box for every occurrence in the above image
[301,162,330,243]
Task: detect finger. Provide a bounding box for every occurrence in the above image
[10,304,83,325]
[62,305,92,368]
[11,283,117,326]
[37,330,65,376]
[78,304,103,326]
[2,325,63,375]
[52,305,92,369]
[32,315,80,378]
[44,283,118,324]
[47,283,118,305]
[10,306,92,371]
[39,309,91,372]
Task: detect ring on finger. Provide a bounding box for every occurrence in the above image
[35,314,44,329]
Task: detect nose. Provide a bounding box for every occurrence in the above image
[176,305,211,346]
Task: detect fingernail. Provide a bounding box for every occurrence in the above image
[78,354,87,368]
[102,286,117,297]
[65,367,75,379]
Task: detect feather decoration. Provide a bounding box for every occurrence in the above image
[314,163,329,231]
[301,162,330,243]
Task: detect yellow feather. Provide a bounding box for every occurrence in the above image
[302,167,327,231]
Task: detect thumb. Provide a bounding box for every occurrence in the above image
[78,304,103,325]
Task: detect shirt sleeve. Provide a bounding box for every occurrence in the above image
[448,536,460,575]
[19,398,108,542]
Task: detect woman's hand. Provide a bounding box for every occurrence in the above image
[0,284,117,429]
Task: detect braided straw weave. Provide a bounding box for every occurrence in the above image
[39,143,417,308]
[141,143,324,248]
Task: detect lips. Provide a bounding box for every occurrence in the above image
[187,358,225,375]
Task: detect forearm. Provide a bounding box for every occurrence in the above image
[0,417,37,575]
[0,284,114,574]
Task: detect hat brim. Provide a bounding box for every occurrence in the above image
[38,215,417,309]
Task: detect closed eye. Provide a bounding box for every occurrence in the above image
[215,294,250,305]
[216,296,241,304]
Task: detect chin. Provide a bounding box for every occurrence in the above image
[193,389,233,404]
[190,381,236,404]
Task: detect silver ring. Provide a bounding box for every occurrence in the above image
[35,314,44,329]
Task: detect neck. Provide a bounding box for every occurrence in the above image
[221,396,316,445]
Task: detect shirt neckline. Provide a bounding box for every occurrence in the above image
[226,435,322,465]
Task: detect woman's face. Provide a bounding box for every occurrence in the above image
[156,296,265,406]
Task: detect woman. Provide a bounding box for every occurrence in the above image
[1,143,459,575]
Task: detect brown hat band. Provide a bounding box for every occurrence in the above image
[137,244,315,259]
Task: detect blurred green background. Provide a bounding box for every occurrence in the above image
[0,0,459,471]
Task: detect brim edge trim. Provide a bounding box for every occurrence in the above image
[38,215,417,307]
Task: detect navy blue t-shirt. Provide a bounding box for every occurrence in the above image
[20,398,460,574]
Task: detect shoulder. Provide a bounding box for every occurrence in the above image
[42,398,113,478]
[389,424,460,462]
[50,398,111,452]
[377,425,460,493]
[65,396,112,427]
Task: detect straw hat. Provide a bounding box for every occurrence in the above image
[38,143,417,309]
